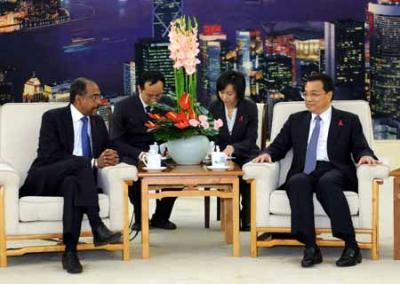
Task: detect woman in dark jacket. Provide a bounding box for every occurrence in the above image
[209,70,260,231]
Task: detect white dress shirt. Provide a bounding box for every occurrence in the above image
[307,106,332,162]
[139,93,149,112]
[225,106,237,135]
[70,104,92,157]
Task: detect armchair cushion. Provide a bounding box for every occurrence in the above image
[19,194,109,222]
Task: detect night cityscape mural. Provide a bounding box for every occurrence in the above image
[0,0,399,139]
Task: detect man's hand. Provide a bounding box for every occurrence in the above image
[357,155,381,166]
[252,153,272,163]
[223,145,235,157]
[96,149,119,168]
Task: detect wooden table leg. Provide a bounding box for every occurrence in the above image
[394,177,400,260]
[0,186,7,267]
[224,198,232,244]
[232,178,240,257]
[220,196,225,232]
[141,181,150,259]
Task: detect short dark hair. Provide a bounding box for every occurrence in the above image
[216,70,246,101]
[138,71,165,90]
[306,73,335,94]
[70,77,92,103]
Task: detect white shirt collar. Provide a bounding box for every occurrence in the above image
[70,104,85,122]
[139,93,148,111]
[311,105,332,123]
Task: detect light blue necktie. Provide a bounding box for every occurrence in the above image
[304,116,321,174]
[81,116,92,158]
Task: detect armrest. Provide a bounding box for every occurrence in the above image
[97,162,138,231]
[242,162,280,226]
[0,160,21,235]
[357,164,390,229]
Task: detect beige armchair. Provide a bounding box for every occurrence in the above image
[0,103,137,267]
[243,100,390,259]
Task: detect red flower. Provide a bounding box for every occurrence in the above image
[179,93,191,110]
[174,121,190,129]
[338,119,344,127]
[238,115,244,124]
[148,113,161,120]
[176,111,189,122]
[188,109,197,120]
[166,111,179,122]
[144,121,157,129]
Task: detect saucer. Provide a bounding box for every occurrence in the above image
[143,166,167,171]
[207,165,230,171]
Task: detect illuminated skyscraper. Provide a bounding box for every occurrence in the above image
[123,61,136,96]
[236,30,265,99]
[199,25,228,102]
[153,0,183,40]
[325,20,366,99]
[368,0,400,138]
[135,39,175,94]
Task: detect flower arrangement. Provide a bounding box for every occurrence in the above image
[144,16,223,141]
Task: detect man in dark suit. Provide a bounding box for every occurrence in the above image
[110,71,177,230]
[253,73,380,267]
[20,78,121,274]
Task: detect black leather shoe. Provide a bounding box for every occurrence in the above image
[131,222,141,231]
[150,219,177,230]
[62,251,82,274]
[336,246,362,267]
[240,222,251,232]
[257,232,272,241]
[93,223,122,246]
[301,247,323,268]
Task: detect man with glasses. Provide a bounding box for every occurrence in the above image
[253,73,380,267]
[20,78,121,273]
[111,71,177,231]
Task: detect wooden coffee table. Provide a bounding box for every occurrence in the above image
[391,168,400,260]
[138,161,243,258]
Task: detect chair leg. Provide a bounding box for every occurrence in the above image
[371,179,381,260]
[250,180,258,257]
[0,186,7,267]
[122,182,131,261]
[204,196,210,229]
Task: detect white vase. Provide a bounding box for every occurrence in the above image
[167,135,209,165]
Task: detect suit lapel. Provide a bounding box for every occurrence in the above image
[90,116,98,157]
[327,107,341,159]
[231,100,243,138]
[298,111,312,162]
[63,105,74,154]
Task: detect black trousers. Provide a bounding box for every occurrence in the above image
[285,162,356,247]
[129,179,177,224]
[20,157,102,251]
[239,178,250,226]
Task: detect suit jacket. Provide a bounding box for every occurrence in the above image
[21,105,111,197]
[110,95,154,165]
[29,105,110,171]
[264,107,376,190]
[209,98,260,166]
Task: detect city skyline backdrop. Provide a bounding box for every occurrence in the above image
[0,0,399,139]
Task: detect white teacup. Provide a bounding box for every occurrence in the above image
[142,153,161,169]
[211,151,227,168]
[149,143,159,154]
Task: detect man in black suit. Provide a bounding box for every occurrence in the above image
[253,73,380,267]
[110,71,177,230]
[20,78,121,274]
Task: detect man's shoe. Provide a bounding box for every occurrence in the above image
[240,223,251,232]
[93,223,122,246]
[301,247,323,268]
[150,219,177,230]
[336,246,362,267]
[131,222,141,231]
[62,251,82,274]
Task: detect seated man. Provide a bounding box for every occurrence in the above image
[253,73,380,268]
[20,78,121,274]
[111,71,177,230]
